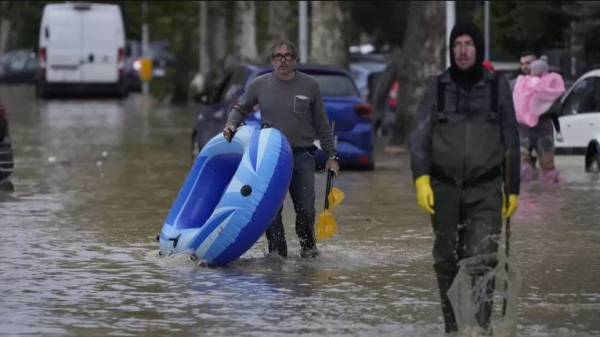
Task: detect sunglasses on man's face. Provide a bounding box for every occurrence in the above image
[272,53,295,61]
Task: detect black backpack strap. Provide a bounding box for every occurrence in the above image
[491,74,499,112]
[437,76,446,112]
[436,75,448,123]
[487,74,500,122]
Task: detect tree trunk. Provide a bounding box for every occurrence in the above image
[233,1,258,63]
[171,22,193,104]
[0,19,10,56]
[390,1,445,147]
[206,1,230,88]
[0,2,11,56]
[310,1,348,66]
[263,1,292,60]
[199,1,209,76]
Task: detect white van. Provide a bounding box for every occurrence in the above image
[37,2,127,98]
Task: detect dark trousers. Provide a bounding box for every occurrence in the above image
[265,149,316,257]
[430,176,503,333]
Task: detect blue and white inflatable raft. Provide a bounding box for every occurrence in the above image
[158,125,293,265]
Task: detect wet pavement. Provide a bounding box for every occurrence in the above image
[0,85,599,336]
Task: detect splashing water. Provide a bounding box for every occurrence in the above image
[447,226,523,336]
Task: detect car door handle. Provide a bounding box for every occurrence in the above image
[88,54,94,63]
[591,122,595,126]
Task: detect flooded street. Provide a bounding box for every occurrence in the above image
[1,85,599,336]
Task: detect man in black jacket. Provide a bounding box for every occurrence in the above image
[409,23,520,334]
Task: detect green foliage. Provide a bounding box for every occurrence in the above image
[485,1,572,58]
[1,1,52,49]
[564,1,600,53]
[347,1,409,51]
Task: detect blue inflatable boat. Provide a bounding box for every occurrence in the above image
[158,125,293,265]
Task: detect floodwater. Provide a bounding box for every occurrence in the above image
[1,86,599,336]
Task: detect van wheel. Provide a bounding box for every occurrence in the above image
[588,153,600,173]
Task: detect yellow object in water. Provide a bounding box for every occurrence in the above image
[139,58,153,81]
[316,171,344,240]
[327,187,345,210]
[316,209,337,240]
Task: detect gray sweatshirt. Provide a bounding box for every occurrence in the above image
[225,71,337,157]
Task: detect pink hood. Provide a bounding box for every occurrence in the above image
[513,73,565,127]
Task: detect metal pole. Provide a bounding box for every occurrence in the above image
[198,1,204,73]
[484,0,490,60]
[142,1,150,97]
[446,1,456,69]
[502,217,511,318]
[199,1,208,75]
[299,1,308,64]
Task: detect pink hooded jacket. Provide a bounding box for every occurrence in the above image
[513,73,565,128]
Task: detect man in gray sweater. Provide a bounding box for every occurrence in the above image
[223,41,339,259]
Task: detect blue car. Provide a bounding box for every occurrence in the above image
[192,64,375,170]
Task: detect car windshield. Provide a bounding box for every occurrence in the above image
[352,62,386,73]
[255,70,360,97]
[303,72,359,97]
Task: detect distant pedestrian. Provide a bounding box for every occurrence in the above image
[513,55,566,184]
[510,51,536,91]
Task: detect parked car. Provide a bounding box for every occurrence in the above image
[192,64,375,170]
[0,49,39,84]
[553,69,600,172]
[37,2,127,98]
[124,40,178,93]
[349,61,386,103]
[0,103,14,184]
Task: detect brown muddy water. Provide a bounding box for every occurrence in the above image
[1,86,599,336]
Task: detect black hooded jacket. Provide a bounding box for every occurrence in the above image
[408,23,521,195]
[449,22,484,90]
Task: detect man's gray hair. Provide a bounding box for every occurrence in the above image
[269,40,297,59]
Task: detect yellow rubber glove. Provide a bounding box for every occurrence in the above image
[415,175,435,215]
[502,194,518,219]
